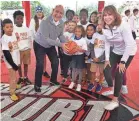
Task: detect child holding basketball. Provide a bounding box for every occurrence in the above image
[61,21,77,83]
[68,25,87,91]
[87,19,105,92]
[1,19,20,101]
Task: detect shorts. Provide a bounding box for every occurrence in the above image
[90,63,104,73]
[20,49,31,65]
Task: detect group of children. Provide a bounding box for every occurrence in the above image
[1,10,32,101]
[1,7,138,101]
[60,18,105,92]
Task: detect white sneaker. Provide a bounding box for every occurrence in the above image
[76,84,81,91]
[102,80,108,87]
[121,85,128,94]
[102,90,114,96]
[104,101,119,110]
[68,82,75,89]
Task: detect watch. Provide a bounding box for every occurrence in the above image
[120,61,125,64]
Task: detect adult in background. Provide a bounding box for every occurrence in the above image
[102,5,137,110]
[33,5,67,92]
[89,11,98,27]
[29,6,50,78]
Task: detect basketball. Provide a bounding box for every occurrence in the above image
[65,41,79,55]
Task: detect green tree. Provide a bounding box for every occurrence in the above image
[0,1,51,18]
[1,1,22,10]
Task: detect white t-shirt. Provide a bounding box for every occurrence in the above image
[1,33,20,69]
[71,37,87,55]
[93,32,105,58]
[64,32,74,41]
[14,25,32,51]
[29,18,42,40]
[85,36,94,56]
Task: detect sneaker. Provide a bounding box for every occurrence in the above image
[16,84,21,89]
[102,80,108,87]
[88,83,95,91]
[10,94,19,101]
[102,90,114,96]
[121,85,128,94]
[104,101,119,110]
[34,86,41,92]
[17,77,24,85]
[96,83,102,92]
[43,71,50,78]
[76,84,81,91]
[24,77,32,85]
[68,82,75,89]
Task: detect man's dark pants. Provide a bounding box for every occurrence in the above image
[33,41,59,87]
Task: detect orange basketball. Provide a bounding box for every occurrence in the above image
[65,41,79,55]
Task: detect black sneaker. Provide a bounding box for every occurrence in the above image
[24,77,32,85]
[43,71,50,78]
[34,86,41,92]
[17,77,24,85]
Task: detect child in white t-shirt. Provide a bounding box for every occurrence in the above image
[87,19,105,92]
[13,10,32,85]
[1,19,20,101]
[85,24,96,85]
[61,21,77,83]
[68,25,87,91]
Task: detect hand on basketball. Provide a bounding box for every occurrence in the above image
[118,63,126,73]
[78,47,85,52]
[104,60,111,69]
[61,43,69,53]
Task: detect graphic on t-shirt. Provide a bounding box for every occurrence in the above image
[8,41,19,51]
[94,38,104,58]
[19,32,28,40]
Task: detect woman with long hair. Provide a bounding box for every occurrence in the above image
[102,5,137,110]
[30,6,50,78]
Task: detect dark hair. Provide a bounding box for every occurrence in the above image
[34,14,44,32]
[13,10,24,20]
[89,11,98,23]
[125,9,130,15]
[102,5,122,27]
[86,24,96,31]
[66,9,75,17]
[79,9,88,17]
[2,19,13,35]
[133,9,138,13]
[75,25,86,37]
[2,19,13,27]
